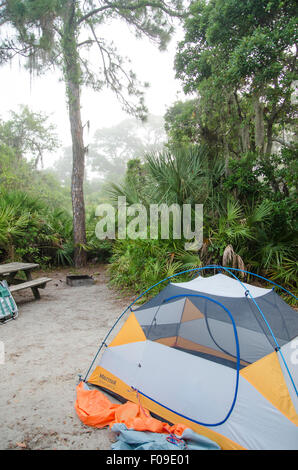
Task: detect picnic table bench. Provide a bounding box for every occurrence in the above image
[0,262,52,300]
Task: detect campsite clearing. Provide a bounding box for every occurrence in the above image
[0,264,131,450]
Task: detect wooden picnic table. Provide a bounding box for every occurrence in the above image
[0,262,52,300]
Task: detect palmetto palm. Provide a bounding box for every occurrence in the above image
[0,205,31,259]
[209,199,253,248]
[145,145,219,205]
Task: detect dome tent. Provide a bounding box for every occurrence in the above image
[84,267,298,450]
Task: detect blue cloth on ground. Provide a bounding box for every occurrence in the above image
[110,423,221,450]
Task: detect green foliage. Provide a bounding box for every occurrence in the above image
[85,207,114,263]
[108,238,196,298]
[104,145,225,214]
[0,107,74,266]
[0,107,70,209]
[164,100,201,145]
[0,106,115,267]
[0,105,59,166]
[0,189,73,266]
[222,153,264,202]
[269,259,298,302]
[255,148,298,196]
[146,145,218,205]
[0,187,116,267]
[164,98,226,156]
[175,0,298,157]
[107,140,297,295]
[176,0,297,90]
[209,199,254,253]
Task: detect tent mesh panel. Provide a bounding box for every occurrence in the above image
[134,283,298,368]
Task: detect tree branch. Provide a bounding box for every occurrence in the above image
[0,41,33,60]
[88,20,147,118]
[77,39,95,48]
[78,4,114,24]
[78,0,185,25]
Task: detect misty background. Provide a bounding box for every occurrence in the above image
[0,19,185,190]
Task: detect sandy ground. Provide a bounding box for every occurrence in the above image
[0,264,134,450]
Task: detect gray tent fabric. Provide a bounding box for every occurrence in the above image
[133,274,298,366]
[136,298,186,326]
[173,273,271,298]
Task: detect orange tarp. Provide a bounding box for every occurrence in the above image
[75,381,187,435]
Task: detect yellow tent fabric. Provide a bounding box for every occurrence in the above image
[240,351,298,426]
[109,313,146,348]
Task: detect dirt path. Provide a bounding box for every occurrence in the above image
[0,264,133,450]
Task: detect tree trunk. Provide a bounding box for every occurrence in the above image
[253,91,265,154]
[223,135,229,176]
[62,2,87,267]
[68,78,87,267]
[265,121,273,155]
[233,91,251,153]
[239,124,250,153]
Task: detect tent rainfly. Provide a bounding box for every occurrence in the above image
[85,269,298,450]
